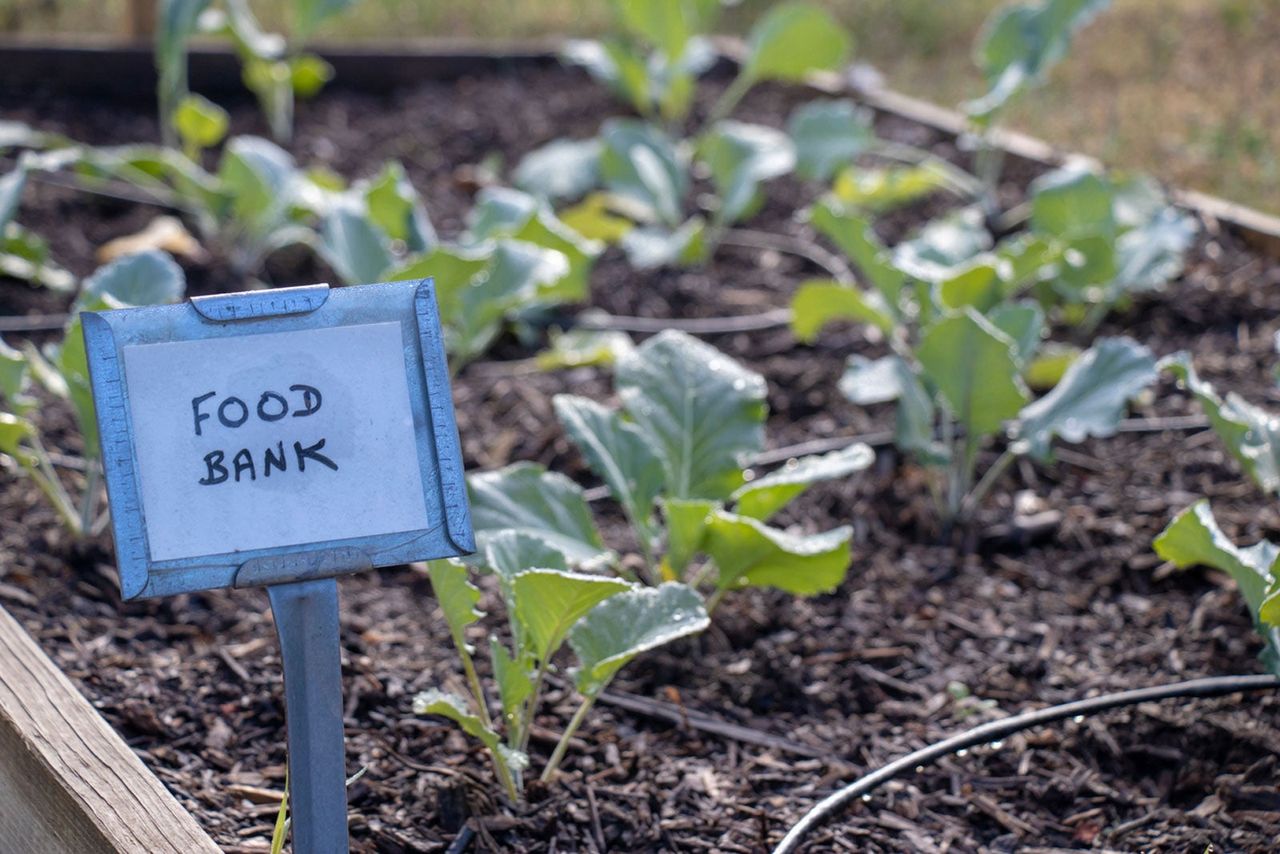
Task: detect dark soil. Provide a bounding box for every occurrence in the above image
[4,64,1280,853]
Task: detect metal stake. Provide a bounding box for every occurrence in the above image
[267,577,350,854]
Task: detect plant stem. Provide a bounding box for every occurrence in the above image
[960,447,1018,520]
[972,129,1006,216]
[704,585,728,616]
[78,460,100,538]
[708,73,754,124]
[25,435,83,537]
[720,228,856,285]
[459,648,493,730]
[540,694,598,783]
[456,643,521,802]
[870,141,984,198]
[518,659,551,754]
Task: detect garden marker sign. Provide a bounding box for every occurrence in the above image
[82,280,474,854]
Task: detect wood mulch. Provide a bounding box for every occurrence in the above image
[3,64,1280,852]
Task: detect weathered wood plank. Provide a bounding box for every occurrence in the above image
[0,604,219,854]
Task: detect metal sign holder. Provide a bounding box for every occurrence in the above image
[83,279,474,854]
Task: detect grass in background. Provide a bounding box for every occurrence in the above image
[4,0,1277,213]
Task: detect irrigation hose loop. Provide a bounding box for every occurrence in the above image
[772,674,1280,854]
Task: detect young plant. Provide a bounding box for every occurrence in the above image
[469,330,872,611]
[1154,354,1280,673]
[316,183,602,370]
[520,2,852,269]
[416,552,708,799]
[561,0,723,126]
[793,199,1159,525]
[157,0,352,144]
[0,151,75,292]
[0,251,187,538]
[1025,165,1195,332]
[963,0,1113,204]
[61,132,324,283]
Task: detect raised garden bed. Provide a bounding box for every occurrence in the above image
[4,40,1280,853]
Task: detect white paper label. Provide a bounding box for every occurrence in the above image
[123,321,429,561]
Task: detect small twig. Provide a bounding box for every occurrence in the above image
[0,314,70,333]
[576,308,791,335]
[720,228,855,285]
[565,677,833,761]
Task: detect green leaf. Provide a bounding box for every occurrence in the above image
[413,689,525,769]
[365,161,436,253]
[1014,336,1155,460]
[489,637,533,725]
[0,411,35,459]
[570,582,709,696]
[616,330,767,500]
[838,354,902,405]
[620,217,706,269]
[218,135,298,236]
[294,0,355,40]
[614,0,719,58]
[319,196,392,284]
[467,188,600,304]
[1025,342,1080,390]
[894,357,949,465]
[935,257,1006,313]
[917,308,1028,438]
[156,0,213,135]
[80,250,186,307]
[831,164,947,214]
[51,310,100,460]
[704,510,852,596]
[387,244,490,314]
[554,394,665,547]
[451,240,570,365]
[965,0,1111,122]
[0,165,28,232]
[568,38,654,116]
[808,198,904,309]
[468,463,612,566]
[289,54,334,98]
[995,232,1062,291]
[1164,354,1280,497]
[535,328,634,371]
[0,338,29,405]
[988,300,1045,365]
[788,99,875,183]
[426,560,483,655]
[1155,500,1275,617]
[559,194,635,244]
[740,2,851,83]
[511,570,631,662]
[892,207,992,281]
[1030,166,1115,238]
[790,280,894,341]
[1112,206,1195,295]
[514,138,602,203]
[0,121,52,151]
[600,119,687,228]
[483,530,570,578]
[731,443,874,521]
[174,94,229,153]
[698,121,795,225]
[661,497,715,580]
[240,57,294,143]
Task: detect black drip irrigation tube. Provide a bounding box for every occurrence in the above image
[772,674,1280,854]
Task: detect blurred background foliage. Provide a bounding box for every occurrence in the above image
[3,0,1276,213]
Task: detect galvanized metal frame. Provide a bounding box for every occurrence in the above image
[82,278,475,600]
